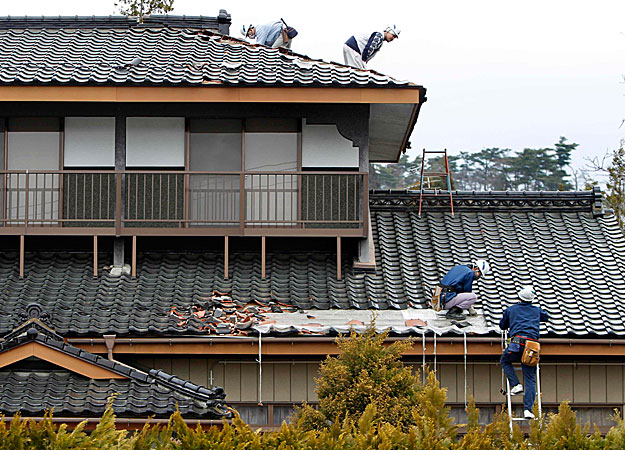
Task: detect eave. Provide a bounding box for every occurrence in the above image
[68,336,625,357]
[0,85,422,104]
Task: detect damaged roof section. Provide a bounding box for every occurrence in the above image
[0,304,232,419]
[0,190,623,338]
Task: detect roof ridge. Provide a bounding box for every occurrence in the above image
[369,188,604,214]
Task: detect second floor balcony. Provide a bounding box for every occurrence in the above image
[0,170,368,237]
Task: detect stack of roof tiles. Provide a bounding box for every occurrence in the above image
[0,16,411,87]
[0,190,623,337]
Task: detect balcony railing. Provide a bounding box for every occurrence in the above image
[0,170,368,237]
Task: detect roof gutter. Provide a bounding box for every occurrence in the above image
[67,336,625,345]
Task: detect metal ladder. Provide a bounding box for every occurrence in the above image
[417,148,454,217]
[503,331,542,432]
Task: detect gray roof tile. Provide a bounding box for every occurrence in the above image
[0,371,228,418]
[0,190,622,337]
[0,23,413,87]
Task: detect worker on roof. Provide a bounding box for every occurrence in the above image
[343,25,400,70]
[499,286,550,419]
[241,19,297,49]
[438,259,489,320]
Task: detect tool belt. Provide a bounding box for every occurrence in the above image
[511,335,541,367]
[430,284,458,311]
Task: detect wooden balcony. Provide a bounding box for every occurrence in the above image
[0,170,368,237]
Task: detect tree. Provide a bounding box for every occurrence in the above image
[295,322,423,431]
[588,142,625,230]
[370,138,578,192]
[115,0,174,22]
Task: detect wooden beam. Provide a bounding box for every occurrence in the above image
[93,235,98,277]
[224,236,229,279]
[0,342,126,379]
[19,235,24,278]
[337,236,342,280]
[0,86,422,104]
[261,236,266,279]
[132,236,137,278]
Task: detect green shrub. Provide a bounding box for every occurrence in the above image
[299,322,422,431]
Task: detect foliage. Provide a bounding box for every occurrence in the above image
[370,137,578,191]
[297,322,422,431]
[2,326,624,448]
[604,145,625,230]
[115,0,174,22]
[0,386,624,448]
[586,142,625,230]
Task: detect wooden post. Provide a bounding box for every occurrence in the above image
[337,236,342,280]
[19,235,24,278]
[115,172,122,236]
[132,236,137,278]
[93,235,98,277]
[261,236,266,279]
[224,236,229,279]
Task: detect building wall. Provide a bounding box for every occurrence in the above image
[131,356,625,426]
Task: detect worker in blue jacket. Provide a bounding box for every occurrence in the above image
[439,259,490,320]
[499,286,550,419]
[343,25,400,69]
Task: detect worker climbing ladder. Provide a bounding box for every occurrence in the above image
[416,148,454,217]
[502,331,542,432]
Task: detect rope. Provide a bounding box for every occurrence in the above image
[433,333,437,375]
[464,332,468,408]
[422,331,426,384]
[257,332,263,405]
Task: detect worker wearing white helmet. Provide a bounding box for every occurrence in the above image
[241,19,296,49]
[343,24,400,70]
[499,286,550,419]
[437,259,490,320]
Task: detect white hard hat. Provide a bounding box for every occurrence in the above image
[384,24,401,38]
[518,286,536,303]
[473,259,490,277]
[240,24,253,37]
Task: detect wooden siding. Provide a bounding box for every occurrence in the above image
[134,357,625,407]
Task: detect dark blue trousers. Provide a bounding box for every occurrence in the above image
[500,348,536,411]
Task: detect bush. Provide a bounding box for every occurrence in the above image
[297,322,422,431]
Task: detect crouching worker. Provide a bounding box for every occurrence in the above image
[437,259,490,320]
[499,286,550,419]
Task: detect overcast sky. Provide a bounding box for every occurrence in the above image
[4,0,625,177]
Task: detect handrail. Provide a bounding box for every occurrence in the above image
[0,170,368,235]
[0,170,367,176]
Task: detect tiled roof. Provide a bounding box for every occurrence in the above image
[0,316,231,418]
[0,190,623,337]
[0,18,412,87]
[369,189,625,336]
[0,371,226,418]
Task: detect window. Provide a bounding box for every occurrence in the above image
[6,118,61,223]
[64,117,115,167]
[188,119,242,226]
[244,119,299,226]
[126,117,184,167]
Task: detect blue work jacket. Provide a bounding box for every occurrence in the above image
[440,265,475,306]
[499,302,550,341]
